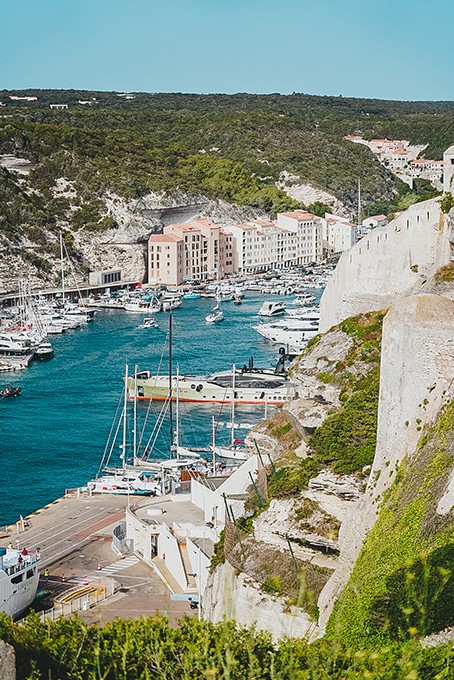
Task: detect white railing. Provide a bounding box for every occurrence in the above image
[16,579,115,625]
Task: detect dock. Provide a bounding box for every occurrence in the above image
[1,494,196,625]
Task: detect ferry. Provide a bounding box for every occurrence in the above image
[0,546,41,618]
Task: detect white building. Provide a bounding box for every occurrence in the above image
[224,220,298,273]
[276,210,324,264]
[322,213,358,253]
[362,214,389,230]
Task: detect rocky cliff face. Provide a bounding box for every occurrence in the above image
[0,168,266,294]
[318,293,454,629]
[206,283,454,644]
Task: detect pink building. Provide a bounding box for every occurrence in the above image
[148,234,184,286]
[165,219,234,280]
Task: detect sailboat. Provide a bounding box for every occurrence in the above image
[210,364,248,462]
[205,295,223,324]
[86,364,165,496]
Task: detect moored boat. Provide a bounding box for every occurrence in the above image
[127,354,292,405]
[258,300,286,317]
[0,546,41,618]
[34,342,54,360]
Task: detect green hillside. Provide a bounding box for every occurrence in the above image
[0,90,451,263]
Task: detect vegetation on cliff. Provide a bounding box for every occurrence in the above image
[0,91,445,282]
[265,310,386,501]
[1,611,453,679]
[326,399,454,647]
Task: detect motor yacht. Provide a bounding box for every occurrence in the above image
[258,300,286,317]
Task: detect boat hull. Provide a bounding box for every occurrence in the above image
[127,374,291,405]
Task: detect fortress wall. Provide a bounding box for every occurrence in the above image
[319,199,447,332]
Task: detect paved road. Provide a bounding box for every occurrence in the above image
[4,493,128,568]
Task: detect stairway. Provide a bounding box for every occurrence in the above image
[178,542,197,590]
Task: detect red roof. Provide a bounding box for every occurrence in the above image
[149,234,182,243]
[279,210,318,221]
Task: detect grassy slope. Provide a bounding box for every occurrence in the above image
[326,400,454,647]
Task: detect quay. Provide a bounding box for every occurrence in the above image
[0,279,140,306]
[1,494,196,625]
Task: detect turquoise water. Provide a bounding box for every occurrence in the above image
[0,294,282,525]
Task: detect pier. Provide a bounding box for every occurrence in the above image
[1,494,196,625]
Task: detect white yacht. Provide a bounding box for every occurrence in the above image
[258,300,286,317]
[0,546,41,618]
[127,356,292,406]
[86,468,163,496]
[253,323,319,353]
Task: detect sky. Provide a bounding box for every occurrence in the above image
[1,0,453,101]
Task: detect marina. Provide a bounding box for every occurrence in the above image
[0,279,324,528]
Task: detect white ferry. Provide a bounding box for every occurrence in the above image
[0,546,41,618]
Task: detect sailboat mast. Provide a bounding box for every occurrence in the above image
[60,232,65,306]
[175,364,180,457]
[169,309,174,456]
[231,363,236,446]
[357,178,361,229]
[212,415,216,476]
[133,364,138,466]
[122,364,129,471]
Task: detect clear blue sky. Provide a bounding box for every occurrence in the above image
[1,0,453,101]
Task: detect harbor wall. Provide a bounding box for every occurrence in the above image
[319,198,450,331]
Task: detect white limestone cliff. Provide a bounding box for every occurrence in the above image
[318,293,454,628]
[319,198,452,332]
[204,561,321,643]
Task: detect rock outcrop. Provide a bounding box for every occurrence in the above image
[205,561,321,643]
[0,640,15,680]
[318,293,454,628]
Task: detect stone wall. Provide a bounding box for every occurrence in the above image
[319,199,450,332]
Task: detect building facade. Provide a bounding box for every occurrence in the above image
[276,211,324,264]
[224,220,299,273]
[322,213,358,253]
[164,219,234,280]
[148,234,184,286]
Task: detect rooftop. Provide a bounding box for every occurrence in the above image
[149,234,182,243]
[279,210,318,221]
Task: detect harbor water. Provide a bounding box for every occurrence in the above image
[0,294,286,525]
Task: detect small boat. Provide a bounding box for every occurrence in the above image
[34,342,54,361]
[162,297,182,311]
[142,317,156,329]
[0,384,21,398]
[233,293,242,305]
[258,300,286,317]
[183,292,201,300]
[205,302,223,324]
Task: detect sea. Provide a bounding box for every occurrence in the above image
[0,294,287,525]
